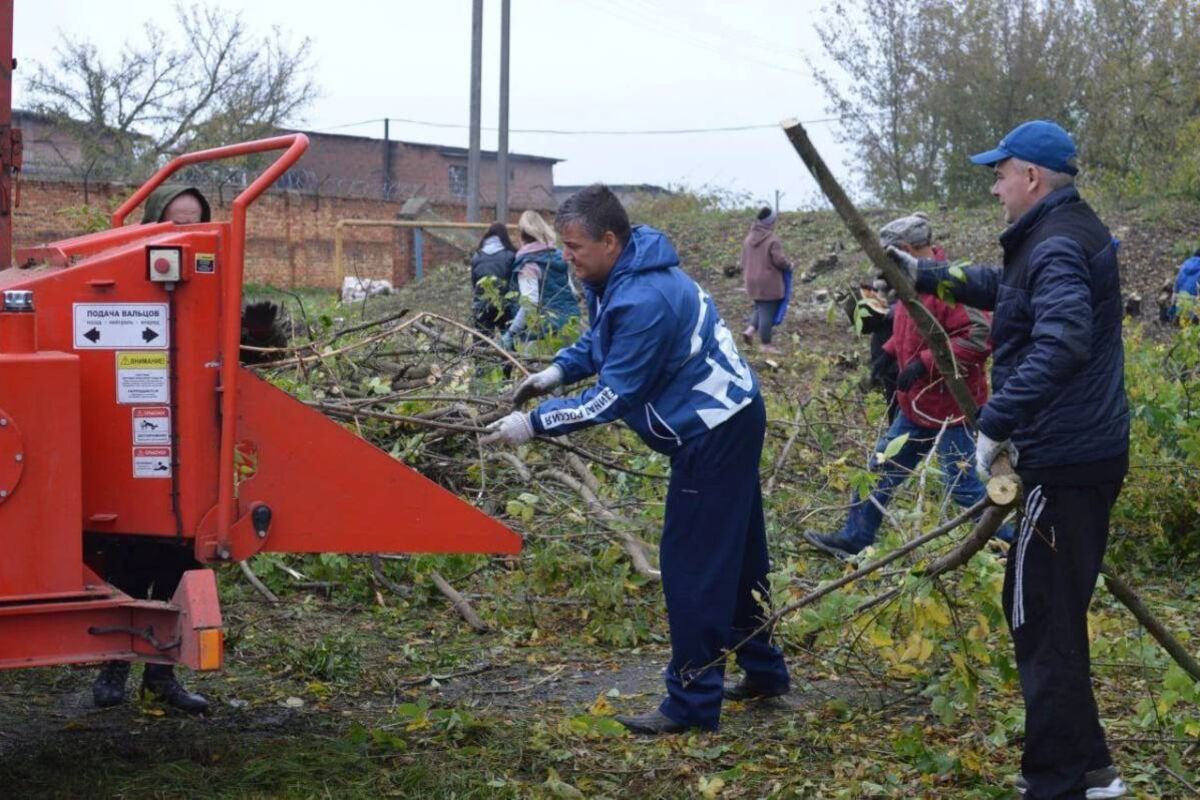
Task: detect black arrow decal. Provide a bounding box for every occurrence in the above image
[83,327,100,343]
[142,327,160,343]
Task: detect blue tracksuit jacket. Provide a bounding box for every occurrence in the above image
[529,225,759,454]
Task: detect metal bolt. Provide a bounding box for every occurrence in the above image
[0,418,7,426]
[0,490,7,499]
[218,547,231,560]
[13,453,21,462]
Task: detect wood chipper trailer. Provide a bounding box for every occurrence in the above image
[0,132,522,673]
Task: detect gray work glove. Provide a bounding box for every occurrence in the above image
[512,364,563,407]
[884,246,919,283]
[481,411,535,446]
[975,430,1018,481]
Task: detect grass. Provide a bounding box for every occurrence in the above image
[2,196,1198,798]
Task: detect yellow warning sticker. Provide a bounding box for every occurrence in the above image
[118,352,169,369]
[116,351,169,404]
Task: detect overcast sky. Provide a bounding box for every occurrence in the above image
[13,0,856,210]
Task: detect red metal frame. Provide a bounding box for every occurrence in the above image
[112,134,312,567]
[0,133,520,672]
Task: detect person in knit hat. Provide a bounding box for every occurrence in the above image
[739,206,792,354]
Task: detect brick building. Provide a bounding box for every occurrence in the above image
[10,114,565,289]
[279,129,560,210]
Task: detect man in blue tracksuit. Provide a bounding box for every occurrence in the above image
[484,184,790,734]
[888,121,1129,800]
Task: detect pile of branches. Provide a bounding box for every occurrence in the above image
[243,306,664,628]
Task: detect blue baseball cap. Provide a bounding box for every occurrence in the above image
[970,120,1079,175]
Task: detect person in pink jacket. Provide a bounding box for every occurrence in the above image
[739,206,792,354]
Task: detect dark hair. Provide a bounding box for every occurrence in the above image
[555,184,631,245]
[757,206,773,220]
[478,222,516,252]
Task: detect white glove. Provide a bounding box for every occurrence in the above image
[512,364,563,407]
[481,411,535,446]
[885,245,919,283]
[975,431,1018,480]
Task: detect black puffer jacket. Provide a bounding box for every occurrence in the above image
[471,246,515,330]
[915,187,1129,474]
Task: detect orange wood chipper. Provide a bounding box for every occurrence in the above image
[0,132,521,673]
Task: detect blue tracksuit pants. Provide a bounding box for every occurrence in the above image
[658,393,790,729]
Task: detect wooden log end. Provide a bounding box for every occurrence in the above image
[986,474,1021,506]
[780,117,801,130]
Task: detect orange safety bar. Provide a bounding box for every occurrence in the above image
[111,134,311,565]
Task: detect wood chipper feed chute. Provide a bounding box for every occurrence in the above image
[0,134,521,674]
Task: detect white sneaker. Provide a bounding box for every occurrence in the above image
[1015,766,1127,798]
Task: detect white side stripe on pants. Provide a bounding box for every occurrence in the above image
[1012,485,1046,630]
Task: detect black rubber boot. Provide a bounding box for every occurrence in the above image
[92,660,131,708]
[142,664,209,714]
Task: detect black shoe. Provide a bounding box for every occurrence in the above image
[723,677,789,702]
[802,530,859,561]
[614,708,690,735]
[92,661,131,708]
[142,664,210,714]
[1015,765,1127,798]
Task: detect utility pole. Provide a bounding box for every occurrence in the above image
[466,0,483,222]
[774,189,784,214]
[382,118,391,200]
[496,0,511,223]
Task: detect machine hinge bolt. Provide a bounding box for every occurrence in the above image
[0,418,6,426]
[0,490,7,499]
[13,453,22,462]
[218,547,231,560]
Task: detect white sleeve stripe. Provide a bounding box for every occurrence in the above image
[538,387,620,430]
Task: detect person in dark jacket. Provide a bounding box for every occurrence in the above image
[469,222,517,333]
[501,210,581,349]
[888,120,1130,800]
[805,213,1011,559]
[849,280,898,420]
[86,185,213,714]
[739,206,792,354]
[484,184,790,735]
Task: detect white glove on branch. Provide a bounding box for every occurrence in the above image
[975,431,1018,481]
[512,364,564,407]
[884,245,920,283]
[482,411,535,446]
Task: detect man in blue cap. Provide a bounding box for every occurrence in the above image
[887,121,1130,799]
[484,184,790,735]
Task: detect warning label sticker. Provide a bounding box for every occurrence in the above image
[117,352,169,404]
[132,407,171,445]
[74,303,169,349]
[133,446,172,478]
[195,253,216,274]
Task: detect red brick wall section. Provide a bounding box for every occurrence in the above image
[12,179,549,290]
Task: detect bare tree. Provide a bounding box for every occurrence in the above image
[24,2,317,188]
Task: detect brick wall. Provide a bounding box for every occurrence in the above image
[12,179,544,290]
[289,132,558,210]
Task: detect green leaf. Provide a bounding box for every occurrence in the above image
[880,433,910,462]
